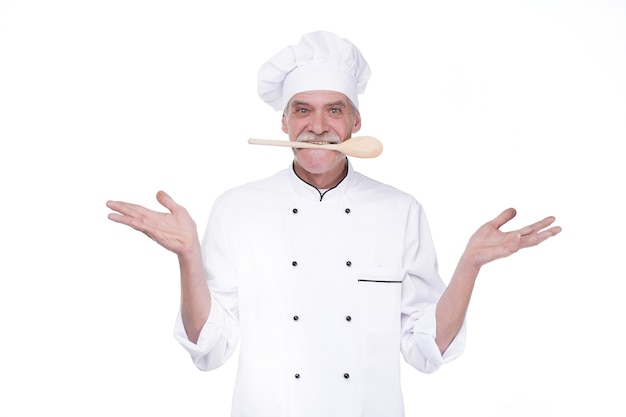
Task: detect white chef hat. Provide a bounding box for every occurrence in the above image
[257,31,371,112]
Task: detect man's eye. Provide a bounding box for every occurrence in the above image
[330,108,341,114]
[296,108,308,114]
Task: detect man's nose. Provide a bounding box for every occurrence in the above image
[308,111,329,134]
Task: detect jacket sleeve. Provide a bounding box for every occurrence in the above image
[173,194,241,371]
[399,200,466,373]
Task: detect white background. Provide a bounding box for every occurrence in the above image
[1,0,625,415]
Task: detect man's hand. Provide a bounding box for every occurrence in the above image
[463,208,562,269]
[106,191,199,256]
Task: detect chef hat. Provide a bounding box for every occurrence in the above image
[257,31,371,111]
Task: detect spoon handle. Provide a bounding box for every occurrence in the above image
[248,139,337,150]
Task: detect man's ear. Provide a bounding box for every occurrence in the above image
[281,114,288,134]
[352,112,362,133]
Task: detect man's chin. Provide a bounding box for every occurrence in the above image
[295,150,344,173]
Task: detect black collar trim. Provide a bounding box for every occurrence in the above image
[291,159,348,202]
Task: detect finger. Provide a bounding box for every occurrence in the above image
[107,212,127,224]
[519,216,557,236]
[520,225,562,248]
[106,199,123,212]
[156,190,180,213]
[106,199,138,215]
[107,212,146,231]
[489,207,517,229]
[106,200,154,218]
[108,212,159,244]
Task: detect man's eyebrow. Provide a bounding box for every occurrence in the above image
[290,100,310,108]
[290,100,348,108]
[325,100,347,108]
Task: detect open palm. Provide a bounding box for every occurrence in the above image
[465,208,562,268]
[106,191,198,256]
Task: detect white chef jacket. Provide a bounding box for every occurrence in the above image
[174,161,466,417]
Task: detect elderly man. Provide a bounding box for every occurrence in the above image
[106,31,561,417]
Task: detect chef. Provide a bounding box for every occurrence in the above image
[106,31,561,417]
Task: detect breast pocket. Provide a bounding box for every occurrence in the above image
[356,273,402,333]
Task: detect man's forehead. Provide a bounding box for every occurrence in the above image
[289,91,350,106]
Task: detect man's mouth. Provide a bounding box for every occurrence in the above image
[296,132,341,146]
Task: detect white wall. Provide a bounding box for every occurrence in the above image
[1,0,624,415]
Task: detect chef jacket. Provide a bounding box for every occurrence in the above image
[174,161,466,417]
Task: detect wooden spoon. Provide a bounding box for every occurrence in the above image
[247,136,383,158]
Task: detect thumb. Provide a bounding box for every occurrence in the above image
[156,190,179,213]
[489,207,517,230]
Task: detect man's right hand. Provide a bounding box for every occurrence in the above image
[106,190,199,256]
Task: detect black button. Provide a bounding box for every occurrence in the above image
[295,373,300,379]
[345,208,351,214]
[346,261,352,267]
[343,373,350,379]
[345,315,352,321]
[292,261,298,267]
[293,315,299,321]
[292,208,298,214]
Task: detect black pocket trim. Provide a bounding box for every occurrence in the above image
[357,279,402,283]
